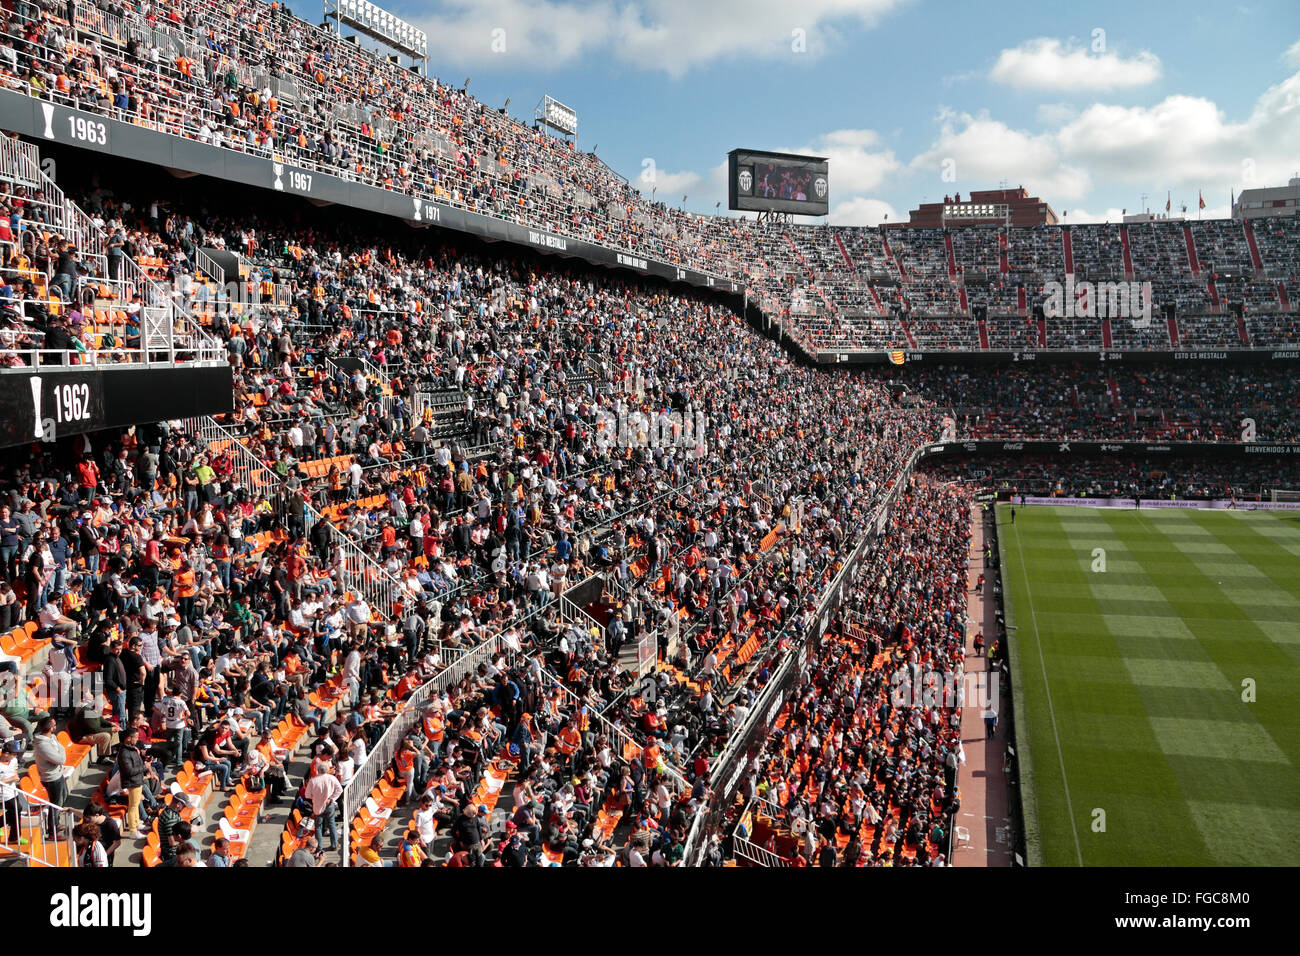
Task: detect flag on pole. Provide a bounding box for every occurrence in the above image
[1199,190,1206,210]
[1166,192,1171,213]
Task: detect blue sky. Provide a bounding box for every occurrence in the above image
[372,0,1300,224]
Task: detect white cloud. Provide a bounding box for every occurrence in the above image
[634,168,703,198]
[1058,207,1127,223]
[1056,72,1300,190]
[902,68,1300,219]
[828,196,898,225]
[1286,38,1300,68]
[411,0,904,76]
[909,108,1091,200]
[1035,102,1077,127]
[990,38,1162,92]
[786,128,902,195]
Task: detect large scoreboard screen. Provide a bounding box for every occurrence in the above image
[728,149,829,216]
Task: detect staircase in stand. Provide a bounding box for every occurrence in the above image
[1101,318,1113,349]
[1017,286,1027,316]
[834,233,856,273]
[999,231,1009,274]
[944,233,957,281]
[1120,226,1134,281]
[1037,317,1047,348]
[1278,281,1291,311]
[1106,376,1120,409]
[1062,227,1075,276]
[977,317,990,350]
[1166,314,1180,347]
[1244,220,1265,276]
[1183,226,1201,277]
[881,229,908,281]
[783,232,837,317]
[899,318,917,349]
[783,233,817,284]
[1207,278,1221,313]
[1236,312,1252,347]
[958,287,969,315]
[868,283,885,314]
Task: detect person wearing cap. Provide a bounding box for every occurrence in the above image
[421,704,446,760]
[499,823,528,867]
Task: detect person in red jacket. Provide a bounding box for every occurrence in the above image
[76,457,100,502]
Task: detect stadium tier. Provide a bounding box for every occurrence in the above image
[0,3,1294,360]
[0,1,1296,875]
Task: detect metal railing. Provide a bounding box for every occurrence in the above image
[338,627,528,865]
[2,5,741,288]
[1,788,80,868]
[0,137,226,367]
[555,593,603,637]
[733,834,790,867]
[193,247,226,286]
[183,415,279,494]
[680,446,925,864]
[307,502,402,619]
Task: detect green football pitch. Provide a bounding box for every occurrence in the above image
[996,504,1300,867]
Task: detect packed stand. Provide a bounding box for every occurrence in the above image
[718,477,972,866]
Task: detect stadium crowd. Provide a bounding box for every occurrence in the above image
[719,478,972,866]
[0,0,1295,871]
[886,363,1300,443]
[918,455,1295,502]
[0,169,940,865]
[0,0,1296,351]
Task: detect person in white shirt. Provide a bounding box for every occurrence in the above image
[73,822,109,867]
[415,794,438,844]
[348,734,367,769]
[304,769,344,853]
[344,598,370,638]
[0,747,21,837]
[335,752,355,788]
[625,837,648,867]
[155,693,190,768]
